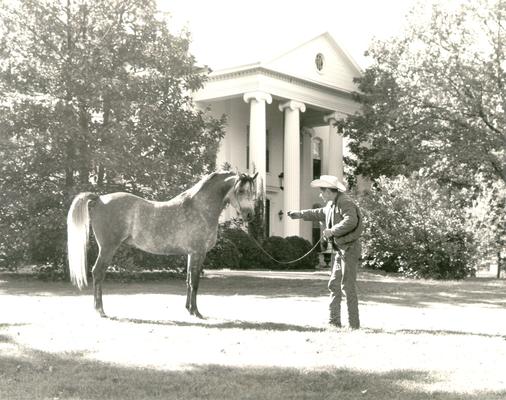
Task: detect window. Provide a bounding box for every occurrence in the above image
[315,53,325,72]
[246,126,270,172]
[246,125,250,169]
[266,130,270,173]
[265,198,271,237]
[312,138,322,180]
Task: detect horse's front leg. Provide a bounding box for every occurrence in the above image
[185,253,205,319]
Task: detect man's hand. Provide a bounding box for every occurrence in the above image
[287,210,302,219]
[323,228,333,238]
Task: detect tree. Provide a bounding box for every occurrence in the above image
[343,0,505,188]
[341,0,506,276]
[0,0,225,269]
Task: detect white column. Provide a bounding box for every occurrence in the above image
[279,100,306,237]
[324,112,344,180]
[300,127,314,242]
[243,91,272,196]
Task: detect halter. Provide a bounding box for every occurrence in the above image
[227,174,256,215]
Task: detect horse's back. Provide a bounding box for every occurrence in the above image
[89,192,151,245]
[98,191,144,204]
[90,191,192,253]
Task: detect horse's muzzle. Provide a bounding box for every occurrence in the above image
[244,211,254,222]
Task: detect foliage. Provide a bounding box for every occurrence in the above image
[247,193,266,241]
[358,173,476,279]
[203,237,241,270]
[343,0,505,188]
[465,176,506,275]
[261,236,293,269]
[261,236,318,270]
[108,246,187,272]
[284,236,319,270]
[214,221,318,270]
[340,0,506,275]
[220,225,269,269]
[0,0,225,271]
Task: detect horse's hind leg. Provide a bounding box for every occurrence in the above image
[92,245,118,317]
[185,253,205,319]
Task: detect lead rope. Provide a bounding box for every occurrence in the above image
[248,234,341,265]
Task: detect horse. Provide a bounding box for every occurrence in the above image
[67,170,258,319]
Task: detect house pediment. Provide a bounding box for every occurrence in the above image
[262,32,362,94]
[194,32,362,115]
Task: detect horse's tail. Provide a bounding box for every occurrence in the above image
[67,192,99,290]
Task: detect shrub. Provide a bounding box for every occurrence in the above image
[259,236,318,270]
[215,223,319,271]
[261,236,293,269]
[204,237,241,269]
[32,263,67,281]
[465,176,506,276]
[85,239,186,276]
[358,173,476,279]
[25,203,67,272]
[284,236,319,270]
[109,247,186,272]
[220,226,269,269]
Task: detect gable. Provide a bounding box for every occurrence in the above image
[262,33,361,93]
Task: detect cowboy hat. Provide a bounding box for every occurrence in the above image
[310,175,347,191]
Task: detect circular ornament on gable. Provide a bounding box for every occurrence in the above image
[315,53,325,72]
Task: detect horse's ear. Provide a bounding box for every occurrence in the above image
[252,172,258,180]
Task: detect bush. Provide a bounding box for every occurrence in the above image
[204,237,241,269]
[261,236,318,270]
[32,262,67,281]
[220,226,269,269]
[285,236,319,269]
[213,224,318,271]
[465,176,506,276]
[86,240,187,275]
[261,236,293,269]
[359,173,476,279]
[27,207,67,269]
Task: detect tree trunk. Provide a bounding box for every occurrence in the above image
[497,251,502,279]
[78,102,90,186]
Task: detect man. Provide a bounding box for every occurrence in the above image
[287,175,363,329]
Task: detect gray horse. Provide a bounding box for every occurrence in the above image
[67,170,258,318]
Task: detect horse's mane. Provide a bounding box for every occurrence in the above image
[181,171,236,202]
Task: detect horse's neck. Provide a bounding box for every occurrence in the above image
[193,174,236,218]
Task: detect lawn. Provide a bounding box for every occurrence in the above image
[1,269,505,400]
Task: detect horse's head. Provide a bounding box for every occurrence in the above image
[228,172,258,222]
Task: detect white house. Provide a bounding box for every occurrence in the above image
[194,32,363,244]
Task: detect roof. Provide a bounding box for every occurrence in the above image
[207,32,362,77]
[194,32,363,115]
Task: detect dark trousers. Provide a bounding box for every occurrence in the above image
[328,240,361,328]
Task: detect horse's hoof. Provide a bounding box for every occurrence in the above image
[97,310,107,318]
[189,309,204,319]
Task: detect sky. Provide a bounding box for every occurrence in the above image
[158,0,420,70]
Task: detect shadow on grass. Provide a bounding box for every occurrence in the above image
[107,317,506,339]
[0,347,504,400]
[2,271,506,310]
[108,316,325,333]
[0,323,29,329]
[361,327,506,340]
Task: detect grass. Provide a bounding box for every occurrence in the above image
[1,269,505,399]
